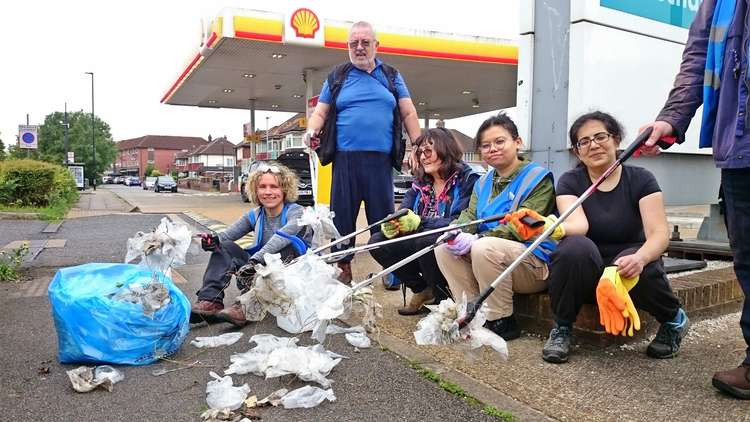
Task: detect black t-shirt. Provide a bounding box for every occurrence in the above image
[556,165,661,259]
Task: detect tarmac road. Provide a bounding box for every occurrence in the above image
[0,212,501,422]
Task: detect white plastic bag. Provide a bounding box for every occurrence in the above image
[125,217,193,274]
[414,295,508,360]
[191,332,244,348]
[297,205,340,249]
[205,371,251,410]
[344,332,371,348]
[280,385,336,409]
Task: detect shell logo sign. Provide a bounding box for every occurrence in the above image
[290,8,320,38]
[284,7,324,46]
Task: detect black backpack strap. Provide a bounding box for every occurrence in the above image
[326,63,353,111]
[379,63,399,98]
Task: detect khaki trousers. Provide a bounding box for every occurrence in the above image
[434,237,548,321]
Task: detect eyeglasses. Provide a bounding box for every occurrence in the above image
[575,132,612,149]
[479,137,509,152]
[416,146,434,159]
[256,163,280,174]
[348,39,373,49]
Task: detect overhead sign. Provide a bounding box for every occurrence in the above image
[600,0,702,29]
[18,125,39,149]
[284,7,324,47]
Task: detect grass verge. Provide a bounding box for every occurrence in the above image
[0,191,78,221]
[409,361,515,421]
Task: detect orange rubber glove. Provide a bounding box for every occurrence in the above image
[502,209,546,241]
[596,267,627,335]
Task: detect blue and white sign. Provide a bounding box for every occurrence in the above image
[601,0,702,29]
[18,125,39,149]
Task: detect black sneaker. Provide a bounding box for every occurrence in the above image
[647,308,689,359]
[542,325,572,363]
[484,315,521,341]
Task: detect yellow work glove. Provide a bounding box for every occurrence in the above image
[596,267,626,335]
[397,209,421,234]
[380,220,400,239]
[543,215,566,241]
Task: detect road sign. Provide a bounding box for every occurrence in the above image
[18,125,39,149]
[67,151,75,163]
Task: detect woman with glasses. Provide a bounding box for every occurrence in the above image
[368,127,481,315]
[434,113,558,340]
[191,162,311,327]
[541,111,687,364]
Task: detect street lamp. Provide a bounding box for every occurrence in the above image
[85,72,96,190]
[58,102,70,164]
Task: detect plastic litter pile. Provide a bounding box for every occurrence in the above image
[66,365,124,393]
[414,295,508,360]
[225,334,345,388]
[238,253,352,335]
[125,217,194,276]
[111,280,171,317]
[297,205,340,249]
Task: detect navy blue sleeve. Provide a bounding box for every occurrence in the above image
[400,186,418,212]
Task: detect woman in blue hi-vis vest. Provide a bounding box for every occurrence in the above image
[369,128,480,316]
[434,113,562,341]
[191,162,311,327]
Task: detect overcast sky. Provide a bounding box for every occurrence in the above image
[0,0,519,146]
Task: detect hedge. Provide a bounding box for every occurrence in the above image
[0,159,78,207]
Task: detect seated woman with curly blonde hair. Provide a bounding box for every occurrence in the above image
[191,162,310,327]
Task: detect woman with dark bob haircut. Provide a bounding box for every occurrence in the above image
[369,127,481,315]
[541,111,687,364]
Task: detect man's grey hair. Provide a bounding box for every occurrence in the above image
[350,21,377,41]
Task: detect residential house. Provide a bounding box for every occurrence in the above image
[178,137,237,179]
[236,113,307,172]
[115,135,207,178]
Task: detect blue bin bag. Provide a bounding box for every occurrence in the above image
[48,263,191,365]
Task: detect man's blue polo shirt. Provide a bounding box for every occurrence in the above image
[319,59,410,153]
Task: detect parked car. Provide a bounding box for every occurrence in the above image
[143,176,157,190]
[124,176,141,186]
[240,150,314,206]
[102,175,114,184]
[114,176,125,184]
[154,176,178,193]
[393,172,414,202]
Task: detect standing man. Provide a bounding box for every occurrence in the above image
[306,21,421,283]
[642,0,750,400]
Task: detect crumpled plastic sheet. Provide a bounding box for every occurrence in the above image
[413,295,508,360]
[205,371,251,410]
[297,205,340,249]
[238,253,350,335]
[125,217,194,275]
[66,365,124,393]
[225,334,345,388]
[111,278,171,317]
[311,284,381,344]
[256,388,288,407]
[280,385,336,409]
[191,332,244,348]
[344,332,371,348]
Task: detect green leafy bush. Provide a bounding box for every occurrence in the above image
[0,159,78,207]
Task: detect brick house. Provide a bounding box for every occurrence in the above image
[115,135,207,178]
[176,137,237,179]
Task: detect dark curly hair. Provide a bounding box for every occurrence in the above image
[568,111,624,151]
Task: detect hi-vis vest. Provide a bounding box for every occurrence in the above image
[475,162,556,262]
[244,203,309,256]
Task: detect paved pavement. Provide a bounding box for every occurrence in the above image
[3,188,747,421]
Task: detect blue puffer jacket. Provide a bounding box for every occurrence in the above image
[399,162,481,230]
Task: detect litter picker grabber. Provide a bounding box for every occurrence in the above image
[318,214,505,264]
[308,208,409,256]
[456,128,674,329]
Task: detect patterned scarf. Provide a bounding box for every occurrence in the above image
[701,0,737,148]
[414,170,460,218]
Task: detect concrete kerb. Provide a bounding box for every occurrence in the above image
[0,211,41,220]
[342,314,553,421]
[107,189,141,213]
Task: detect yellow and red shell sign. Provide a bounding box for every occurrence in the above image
[290,8,320,38]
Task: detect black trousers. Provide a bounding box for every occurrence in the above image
[368,231,450,300]
[547,235,681,325]
[196,241,297,304]
[721,168,750,364]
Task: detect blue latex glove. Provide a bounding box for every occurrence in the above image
[445,232,477,256]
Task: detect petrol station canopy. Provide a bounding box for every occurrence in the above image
[161,7,519,121]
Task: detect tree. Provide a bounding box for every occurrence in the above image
[12,110,117,181]
[144,164,155,177]
[0,132,6,160]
